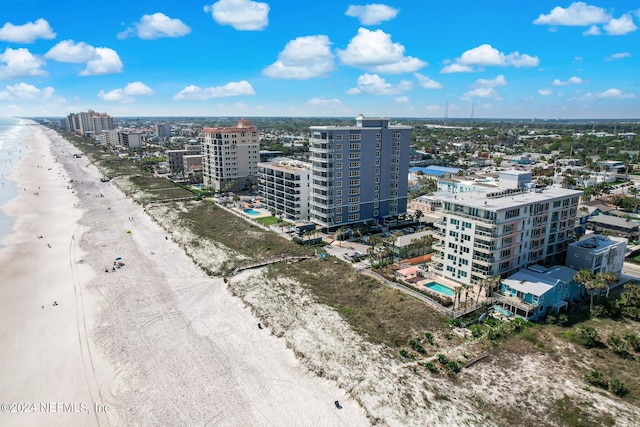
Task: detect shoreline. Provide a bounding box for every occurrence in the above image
[0,125,369,425]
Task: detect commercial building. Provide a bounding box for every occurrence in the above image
[429,171,583,285]
[258,158,311,221]
[117,132,142,149]
[308,115,411,229]
[201,119,259,192]
[565,235,626,276]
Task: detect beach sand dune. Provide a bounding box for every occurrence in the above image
[0,125,368,426]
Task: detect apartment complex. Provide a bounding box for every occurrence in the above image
[308,116,411,229]
[258,158,311,221]
[201,119,259,192]
[65,110,114,136]
[166,144,202,175]
[429,171,583,285]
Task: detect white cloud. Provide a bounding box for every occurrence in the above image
[0,18,56,43]
[204,0,269,31]
[596,88,635,99]
[117,13,191,40]
[414,73,442,89]
[173,81,256,100]
[583,25,601,36]
[45,40,96,63]
[462,87,500,100]
[604,14,637,35]
[535,2,637,37]
[263,35,334,79]
[0,82,55,101]
[552,76,584,86]
[346,73,412,95]
[533,2,610,26]
[45,41,122,76]
[98,81,154,102]
[0,47,46,79]
[538,88,553,96]
[441,44,539,73]
[337,28,426,73]
[81,48,123,76]
[474,74,507,87]
[606,52,631,61]
[307,97,343,107]
[345,4,399,25]
[440,63,473,74]
[395,96,409,104]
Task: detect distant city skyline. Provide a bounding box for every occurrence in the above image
[1,1,638,119]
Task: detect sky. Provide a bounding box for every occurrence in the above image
[0,0,638,119]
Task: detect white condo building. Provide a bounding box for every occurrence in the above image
[308,116,411,229]
[201,119,259,192]
[258,158,311,221]
[429,171,583,285]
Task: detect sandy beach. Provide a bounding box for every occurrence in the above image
[0,124,369,426]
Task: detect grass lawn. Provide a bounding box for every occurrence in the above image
[256,216,278,226]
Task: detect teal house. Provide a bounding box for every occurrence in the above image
[493,265,580,320]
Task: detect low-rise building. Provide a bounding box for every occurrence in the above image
[587,215,640,238]
[493,265,581,320]
[566,235,626,276]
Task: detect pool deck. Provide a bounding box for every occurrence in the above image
[237,207,272,219]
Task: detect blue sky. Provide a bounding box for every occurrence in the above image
[0,0,638,119]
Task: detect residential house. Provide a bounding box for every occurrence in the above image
[493,265,581,320]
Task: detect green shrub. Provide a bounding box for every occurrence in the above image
[437,354,448,364]
[608,378,628,397]
[584,370,607,389]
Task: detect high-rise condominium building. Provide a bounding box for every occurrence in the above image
[201,119,259,192]
[308,115,411,229]
[429,171,583,285]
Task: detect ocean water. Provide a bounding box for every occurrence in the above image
[0,117,31,245]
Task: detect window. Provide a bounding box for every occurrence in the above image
[375,160,380,166]
[336,180,342,187]
[349,134,361,141]
[336,172,342,179]
[348,205,359,212]
[336,189,342,196]
[373,210,379,216]
[505,208,520,219]
[336,135,343,141]
[349,152,360,159]
[336,144,343,150]
[376,133,381,140]
[349,170,360,177]
[374,185,379,192]
[348,161,360,168]
[503,224,514,233]
[348,214,360,221]
[336,207,342,214]
[348,179,360,186]
[336,162,342,169]
[348,188,359,195]
[376,142,381,148]
[336,153,343,160]
[375,151,380,157]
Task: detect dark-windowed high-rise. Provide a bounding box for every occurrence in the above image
[309,115,411,229]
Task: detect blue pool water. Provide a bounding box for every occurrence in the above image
[424,281,455,297]
[243,208,261,216]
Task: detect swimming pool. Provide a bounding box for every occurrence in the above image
[424,281,455,297]
[243,208,262,216]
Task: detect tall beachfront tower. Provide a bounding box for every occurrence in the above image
[429,171,583,286]
[201,119,260,192]
[308,115,411,229]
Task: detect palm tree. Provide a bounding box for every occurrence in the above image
[596,271,619,299]
[574,269,599,313]
[415,209,424,222]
